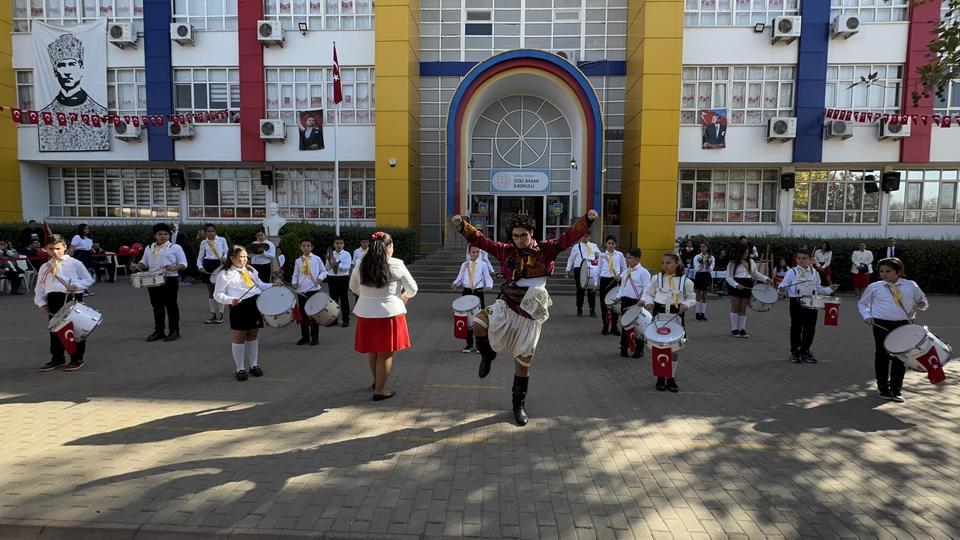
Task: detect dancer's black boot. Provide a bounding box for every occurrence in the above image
[476,335,496,378]
[512,375,529,426]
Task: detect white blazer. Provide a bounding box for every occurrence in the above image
[851,250,873,274]
[350,257,418,318]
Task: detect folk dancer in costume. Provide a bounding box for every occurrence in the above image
[214,246,278,382]
[692,242,715,321]
[598,237,627,336]
[452,245,495,353]
[292,238,328,346]
[616,248,651,358]
[451,209,599,426]
[778,248,839,364]
[249,228,277,283]
[565,232,600,318]
[325,237,353,327]
[129,223,188,342]
[197,223,229,324]
[858,258,928,403]
[35,235,95,372]
[642,253,696,392]
[725,245,769,338]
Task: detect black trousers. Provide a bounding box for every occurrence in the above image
[91,260,116,282]
[252,263,272,284]
[147,278,180,333]
[599,276,619,329]
[788,298,818,354]
[872,318,910,393]
[328,276,350,323]
[461,288,486,347]
[3,267,24,289]
[573,267,596,311]
[619,296,640,350]
[47,292,86,362]
[298,290,319,340]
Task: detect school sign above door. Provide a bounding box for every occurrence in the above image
[490,169,550,194]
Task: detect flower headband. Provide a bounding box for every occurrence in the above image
[371,231,386,241]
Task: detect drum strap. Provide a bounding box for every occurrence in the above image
[626,271,641,298]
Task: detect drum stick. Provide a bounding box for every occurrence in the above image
[235,283,257,302]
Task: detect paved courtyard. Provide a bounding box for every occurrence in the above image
[0,281,958,539]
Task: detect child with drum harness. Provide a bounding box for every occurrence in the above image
[34,234,95,372]
[642,253,696,392]
[292,238,328,346]
[452,246,494,353]
[129,223,188,343]
[858,258,929,403]
[616,248,651,358]
[197,223,228,324]
[777,248,839,364]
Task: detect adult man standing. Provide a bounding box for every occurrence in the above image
[299,115,325,151]
[878,237,904,262]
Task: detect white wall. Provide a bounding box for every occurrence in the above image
[170,31,239,67]
[682,28,799,65]
[173,125,242,161]
[826,23,908,64]
[19,162,49,221]
[17,125,151,161]
[821,124,901,164]
[930,128,960,164]
[679,126,794,164]
[13,33,146,69]
[263,31,375,67]
[264,125,376,162]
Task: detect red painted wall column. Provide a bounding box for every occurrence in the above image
[901,0,942,163]
[238,0,265,162]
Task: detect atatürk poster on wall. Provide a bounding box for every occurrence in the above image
[32,20,109,152]
[700,108,728,150]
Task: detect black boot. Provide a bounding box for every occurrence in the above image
[512,376,529,426]
[476,335,496,378]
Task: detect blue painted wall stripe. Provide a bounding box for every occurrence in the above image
[793,1,830,163]
[421,60,626,77]
[144,0,174,161]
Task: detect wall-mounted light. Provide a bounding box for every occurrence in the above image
[388,158,398,167]
[469,158,475,168]
[298,22,308,35]
[753,23,765,33]
[569,158,577,169]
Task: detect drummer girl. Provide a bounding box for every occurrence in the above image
[725,245,769,338]
[453,246,494,353]
[197,223,228,325]
[857,258,928,403]
[692,242,714,321]
[292,238,327,346]
[642,253,696,392]
[213,246,275,381]
[34,234,95,372]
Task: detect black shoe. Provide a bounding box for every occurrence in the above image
[739,330,749,339]
[790,353,801,363]
[163,330,180,342]
[655,377,667,391]
[204,314,217,324]
[310,338,318,346]
[620,348,628,358]
[732,330,741,338]
[146,331,165,342]
[235,370,248,381]
[800,352,817,364]
[297,337,310,345]
[632,348,643,359]
[611,328,621,336]
[373,391,396,401]
[877,389,894,400]
[512,376,529,426]
[476,336,496,378]
[40,359,66,372]
[666,378,679,392]
[342,320,349,328]
[214,313,224,325]
[695,313,702,321]
[589,310,597,318]
[602,327,609,336]
[577,309,583,317]
[890,391,905,403]
[701,315,708,322]
[250,366,263,377]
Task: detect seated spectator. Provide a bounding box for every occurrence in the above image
[90,242,117,283]
[22,240,50,271]
[0,240,26,295]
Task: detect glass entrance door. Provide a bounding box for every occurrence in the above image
[496,196,544,242]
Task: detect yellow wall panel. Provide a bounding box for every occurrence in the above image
[641,2,683,39]
[641,38,682,75]
[0,12,20,222]
[639,110,680,146]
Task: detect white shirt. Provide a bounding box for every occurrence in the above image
[138,242,188,278]
[213,265,273,305]
[466,249,491,265]
[725,260,768,286]
[641,273,696,309]
[692,253,715,273]
[616,264,652,300]
[814,249,832,270]
[326,249,352,276]
[851,250,873,274]
[33,255,95,307]
[197,236,229,266]
[884,246,897,259]
[566,242,600,271]
[250,240,276,266]
[352,247,368,268]
[453,259,494,290]
[778,266,833,298]
[278,254,286,267]
[598,250,628,279]
[70,235,93,251]
[858,279,928,321]
[292,254,328,293]
[349,257,418,318]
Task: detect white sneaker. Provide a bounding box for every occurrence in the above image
[461,347,473,354]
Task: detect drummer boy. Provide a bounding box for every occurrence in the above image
[129,223,189,343]
[777,248,838,364]
[34,234,95,372]
[292,238,328,346]
[452,246,494,353]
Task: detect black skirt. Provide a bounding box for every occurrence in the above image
[693,271,712,291]
[229,295,264,331]
[728,277,753,298]
[201,259,221,284]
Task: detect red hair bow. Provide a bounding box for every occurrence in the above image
[371,231,386,241]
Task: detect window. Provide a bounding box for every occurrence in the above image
[16,71,34,110]
[173,0,238,30]
[684,0,799,26]
[792,170,881,224]
[326,67,374,125]
[48,167,179,218]
[186,168,267,219]
[263,0,374,30]
[934,79,960,116]
[265,67,374,125]
[273,167,375,221]
[174,68,240,123]
[107,69,147,117]
[825,65,903,113]
[681,66,795,125]
[830,0,908,22]
[13,0,144,32]
[677,169,779,223]
[889,170,960,223]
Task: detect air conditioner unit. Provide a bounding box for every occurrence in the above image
[108,22,137,49]
[259,119,286,141]
[257,20,284,47]
[766,116,797,142]
[831,14,860,39]
[171,23,195,45]
[554,50,580,63]
[879,118,911,140]
[771,16,802,44]
[168,121,195,140]
[824,120,852,140]
[114,119,142,141]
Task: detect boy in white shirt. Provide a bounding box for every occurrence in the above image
[292,238,328,346]
[352,239,369,271]
[34,234,95,372]
[598,236,628,335]
[453,246,495,353]
[778,248,838,364]
[325,237,353,327]
[616,248,651,358]
[129,223,189,342]
[565,233,600,317]
[197,223,229,324]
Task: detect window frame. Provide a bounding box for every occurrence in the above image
[186,168,268,219]
[262,0,374,31]
[825,64,904,114]
[47,167,180,219]
[272,167,376,222]
[13,0,145,33]
[683,0,800,27]
[172,0,238,30]
[677,168,780,223]
[889,169,960,224]
[829,0,909,23]
[173,68,241,123]
[681,65,796,125]
[791,169,883,224]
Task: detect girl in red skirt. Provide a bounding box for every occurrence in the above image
[350,231,418,401]
[850,242,874,297]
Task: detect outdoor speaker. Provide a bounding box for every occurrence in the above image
[168,169,185,189]
[260,170,274,188]
[882,171,901,192]
[864,174,880,194]
[780,172,795,190]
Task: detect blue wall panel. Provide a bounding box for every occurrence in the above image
[144,0,174,161]
[793,0,830,163]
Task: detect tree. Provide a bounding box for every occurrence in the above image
[913,0,960,105]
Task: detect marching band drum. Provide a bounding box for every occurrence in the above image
[799,295,842,309]
[604,288,621,315]
[578,260,596,291]
[48,299,103,341]
[884,324,953,374]
[130,270,166,288]
[643,314,687,353]
[619,305,653,340]
[256,287,297,328]
[305,292,341,327]
[749,283,779,312]
[452,295,482,339]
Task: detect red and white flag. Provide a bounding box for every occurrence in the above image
[333,44,343,105]
[823,302,840,326]
[56,322,78,356]
[915,346,947,385]
[453,314,469,339]
[651,347,673,378]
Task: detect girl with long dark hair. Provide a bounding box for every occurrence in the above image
[692,242,714,320]
[725,244,769,338]
[642,252,696,392]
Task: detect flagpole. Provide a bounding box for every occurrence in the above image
[332,41,341,237]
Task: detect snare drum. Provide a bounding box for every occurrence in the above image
[452,295,482,339]
[48,300,103,341]
[256,287,297,328]
[305,292,341,327]
[749,283,779,312]
[604,288,621,315]
[643,314,686,352]
[620,305,653,338]
[799,295,841,310]
[884,324,953,373]
[578,260,595,291]
[130,271,166,288]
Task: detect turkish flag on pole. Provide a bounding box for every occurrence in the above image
[453,315,469,339]
[333,43,343,105]
[823,302,840,326]
[915,346,947,385]
[42,220,55,240]
[651,347,674,378]
[56,322,78,356]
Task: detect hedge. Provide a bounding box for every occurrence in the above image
[679,236,960,294]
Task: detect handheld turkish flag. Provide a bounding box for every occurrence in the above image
[823,302,840,326]
[454,314,469,339]
[915,346,947,385]
[42,220,55,240]
[626,331,638,353]
[56,322,78,356]
[332,44,343,105]
[651,346,673,378]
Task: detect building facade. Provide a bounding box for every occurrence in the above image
[3,0,959,262]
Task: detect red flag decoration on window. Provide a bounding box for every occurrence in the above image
[333,43,343,105]
[11,108,22,123]
[651,347,674,378]
[56,321,78,356]
[823,301,840,326]
[915,346,947,385]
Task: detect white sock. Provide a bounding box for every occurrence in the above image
[231,343,245,372]
[218,302,225,314]
[245,339,259,367]
[738,315,747,331]
[701,303,707,316]
[208,299,217,314]
[730,313,739,331]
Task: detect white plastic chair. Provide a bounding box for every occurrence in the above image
[16,258,37,291]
